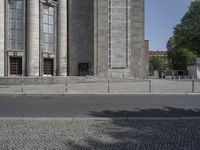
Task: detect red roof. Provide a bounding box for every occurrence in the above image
[149,51,167,56]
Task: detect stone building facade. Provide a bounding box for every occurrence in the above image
[0,0,147,78]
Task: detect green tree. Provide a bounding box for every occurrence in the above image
[149,56,166,75]
[168,48,197,70]
[167,0,200,69]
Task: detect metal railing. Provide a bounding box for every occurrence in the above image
[0,77,200,94]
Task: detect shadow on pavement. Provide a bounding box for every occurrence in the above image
[64,107,200,150]
[89,106,200,118]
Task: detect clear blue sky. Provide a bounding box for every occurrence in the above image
[145,0,192,51]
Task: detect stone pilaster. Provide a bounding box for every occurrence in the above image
[129,0,145,78]
[95,0,109,77]
[144,40,149,78]
[57,0,67,76]
[27,0,40,76]
[68,0,94,76]
[0,0,4,76]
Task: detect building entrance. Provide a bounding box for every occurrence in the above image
[10,57,22,76]
[43,58,54,76]
[78,63,89,76]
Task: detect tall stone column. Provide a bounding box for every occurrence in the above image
[0,0,4,76]
[57,0,67,76]
[129,0,145,78]
[27,0,40,76]
[95,0,109,77]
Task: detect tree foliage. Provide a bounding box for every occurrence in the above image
[167,0,200,69]
[149,56,166,75]
[168,47,197,70]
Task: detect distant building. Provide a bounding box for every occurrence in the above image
[149,51,168,63]
[187,58,200,79]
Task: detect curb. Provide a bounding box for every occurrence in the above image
[0,117,200,120]
[0,92,200,96]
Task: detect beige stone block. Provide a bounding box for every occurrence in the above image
[27,0,40,76]
[0,0,4,76]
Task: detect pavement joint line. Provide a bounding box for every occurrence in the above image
[0,117,200,120]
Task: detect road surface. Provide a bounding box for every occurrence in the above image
[0,95,200,118]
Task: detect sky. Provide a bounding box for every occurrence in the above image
[145,0,192,51]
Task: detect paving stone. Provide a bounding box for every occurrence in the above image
[0,119,200,149]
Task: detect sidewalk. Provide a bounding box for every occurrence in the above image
[0,79,200,95]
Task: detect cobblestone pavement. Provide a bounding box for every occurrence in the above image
[0,118,200,150]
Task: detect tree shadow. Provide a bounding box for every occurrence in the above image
[88,106,200,118]
[64,107,200,150]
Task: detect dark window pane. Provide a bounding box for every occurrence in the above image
[43,34,48,43]
[9,9,16,19]
[49,25,54,34]
[16,0,23,9]
[16,10,23,19]
[9,20,16,29]
[9,40,15,49]
[43,14,48,24]
[43,24,48,33]
[43,5,48,14]
[16,31,23,41]
[49,7,54,16]
[16,20,23,30]
[48,35,54,44]
[9,0,16,9]
[9,30,16,40]
[48,44,54,53]
[16,41,23,50]
[49,16,54,25]
[43,43,48,52]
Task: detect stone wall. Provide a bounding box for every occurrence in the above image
[68,0,94,76]
[0,0,4,76]
[95,0,146,78]
[57,0,68,76]
[144,40,149,77]
[0,0,146,78]
[129,0,145,78]
[109,0,128,68]
[94,0,109,77]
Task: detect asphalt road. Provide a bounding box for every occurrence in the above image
[0,95,200,118]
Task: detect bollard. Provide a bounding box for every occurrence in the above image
[21,79,24,93]
[192,80,195,93]
[108,80,110,93]
[149,80,151,93]
[192,75,195,80]
[66,80,68,93]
